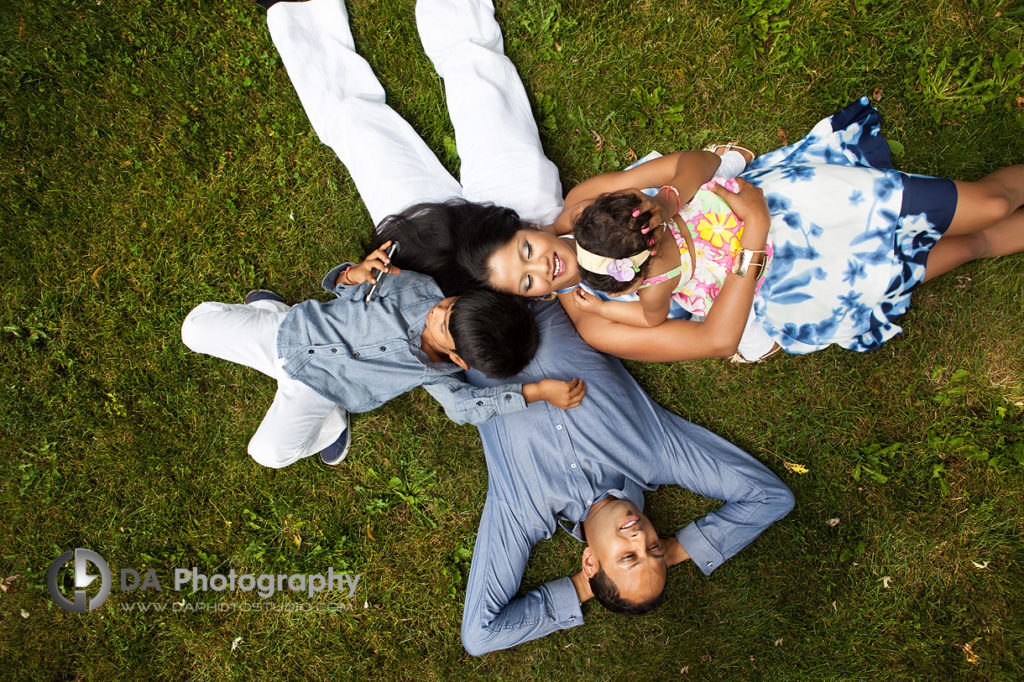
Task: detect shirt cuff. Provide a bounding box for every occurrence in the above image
[495,386,527,414]
[677,522,725,576]
[322,263,357,294]
[544,577,584,627]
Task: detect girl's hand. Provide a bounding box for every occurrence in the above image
[709,179,770,247]
[523,378,587,409]
[339,240,403,286]
[624,188,675,234]
[571,287,605,314]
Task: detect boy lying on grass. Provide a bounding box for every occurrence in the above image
[181,241,586,468]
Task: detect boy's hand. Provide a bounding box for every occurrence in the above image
[523,378,586,409]
[337,240,403,286]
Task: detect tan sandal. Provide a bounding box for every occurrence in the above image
[703,143,757,165]
[728,343,783,365]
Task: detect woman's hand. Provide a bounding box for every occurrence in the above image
[338,240,403,286]
[523,378,587,409]
[570,287,605,314]
[709,179,770,248]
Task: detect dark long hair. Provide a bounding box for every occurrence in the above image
[573,193,657,294]
[366,199,523,297]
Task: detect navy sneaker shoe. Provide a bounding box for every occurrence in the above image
[244,289,285,305]
[319,413,352,466]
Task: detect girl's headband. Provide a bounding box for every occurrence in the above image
[575,243,652,282]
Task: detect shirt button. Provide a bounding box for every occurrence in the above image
[504,394,511,401]
[308,349,315,355]
[379,346,387,352]
[570,463,576,469]
[476,400,484,406]
[352,352,359,358]
[555,424,563,430]
[331,348,337,353]
[586,499,592,505]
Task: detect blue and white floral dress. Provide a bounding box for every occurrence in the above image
[742,97,956,353]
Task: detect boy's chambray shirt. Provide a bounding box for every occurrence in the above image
[274,264,527,425]
[459,301,794,655]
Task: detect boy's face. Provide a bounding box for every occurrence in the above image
[422,296,460,363]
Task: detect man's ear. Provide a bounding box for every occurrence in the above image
[581,545,599,579]
[447,351,470,371]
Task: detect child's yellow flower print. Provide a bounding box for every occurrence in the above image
[693,211,742,251]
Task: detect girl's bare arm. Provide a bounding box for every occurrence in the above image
[550,151,722,235]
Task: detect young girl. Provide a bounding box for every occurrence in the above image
[570,161,781,362]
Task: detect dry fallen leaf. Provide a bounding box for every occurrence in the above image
[784,461,809,474]
[590,129,605,150]
[20,609,29,619]
[680,666,690,674]
[960,638,980,665]
[774,638,783,647]
[0,575,19,593]
[971,560,989,569]
[701,653,712,663]
[879,576,892,588]
[92,264,105,286]
[231,636,243,651]
[827,518,840,527]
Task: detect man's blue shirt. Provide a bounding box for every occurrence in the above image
[461,301,794,655]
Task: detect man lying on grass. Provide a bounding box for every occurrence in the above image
[459,300,794,655]
[181,242,585,468]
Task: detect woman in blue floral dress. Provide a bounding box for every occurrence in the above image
[469,98,1024,361]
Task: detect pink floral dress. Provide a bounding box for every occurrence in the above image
[635,178,773,318]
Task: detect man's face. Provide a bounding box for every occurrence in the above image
[582,498,667,603]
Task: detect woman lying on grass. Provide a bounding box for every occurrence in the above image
[381,98,1024,362]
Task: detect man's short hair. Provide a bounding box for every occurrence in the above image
[449,289,538,378]
[588,568,667,616]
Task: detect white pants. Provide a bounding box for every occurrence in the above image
[181,300,347,468]
[267,0,564,226]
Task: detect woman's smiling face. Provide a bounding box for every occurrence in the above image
[485,229,580,297]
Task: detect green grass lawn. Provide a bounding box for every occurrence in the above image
[2,0,1023,678]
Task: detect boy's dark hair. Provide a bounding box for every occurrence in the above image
[574,193,657,295]
[588,568,667,616]
[369,200,523,297]
[449,289,538,379]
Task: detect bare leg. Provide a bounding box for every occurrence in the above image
[923,165,1024,280]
